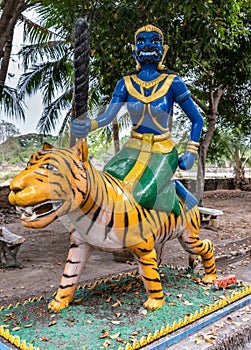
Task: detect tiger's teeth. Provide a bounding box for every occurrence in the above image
[21,212,37,221]
[16,206,34,215]
[25,206,34,214]
[16,201,63,221]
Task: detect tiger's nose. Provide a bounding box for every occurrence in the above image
[9,176,24,194]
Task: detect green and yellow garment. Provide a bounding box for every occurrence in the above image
[104,130,180,215]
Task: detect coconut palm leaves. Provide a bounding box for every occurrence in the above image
[0,85,25,121]
[17,8,74,134]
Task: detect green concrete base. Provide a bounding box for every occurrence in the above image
[1,265,250,350]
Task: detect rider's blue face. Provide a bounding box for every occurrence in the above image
[135,31,163,65]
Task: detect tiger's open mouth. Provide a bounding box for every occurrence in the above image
[16,200,63,221]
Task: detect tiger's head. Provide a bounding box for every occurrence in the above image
[9,140,89,229]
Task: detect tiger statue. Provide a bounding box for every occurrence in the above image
[8,140,217,313]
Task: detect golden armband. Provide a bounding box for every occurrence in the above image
[90,119,99,132]
[186,140,200,155]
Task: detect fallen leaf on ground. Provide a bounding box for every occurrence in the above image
[110,332,120,339]
[99,330,110,339]
[102,339,111,348]
[74,298,83,304]
[111,320,121,325]
[242,317,249,322]
[24,323,33,328]
[139,308,147,315]
[204,336,215,344]
[112,300,123,307]
[215,321,224,328]
[116,337,127,343]
[39,337,49,342]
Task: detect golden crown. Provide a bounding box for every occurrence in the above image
[134,24,164,43]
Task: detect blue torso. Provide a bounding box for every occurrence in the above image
[112,73,190,135]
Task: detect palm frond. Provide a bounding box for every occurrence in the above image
[18,40,71,70]
[32,2,77,41]
[18,57,73,102]
[117,110,132,131]
[0,85,26,121]
[37,88,73,134]
[18,61,54,96]
[40,58,73,104]
[58,109,71,135]
[22,13,60,45]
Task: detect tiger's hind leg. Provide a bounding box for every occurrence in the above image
[188,254,201,270]
[130,240,164,310]
[48,230,93,313]
[179,208,217,284]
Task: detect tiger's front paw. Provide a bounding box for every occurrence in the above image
[203,274,217,284]
[48,298,70,313]
[143,297,164,310]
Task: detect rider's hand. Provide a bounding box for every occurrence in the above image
[71,118,91,138]
[178,152,196,170]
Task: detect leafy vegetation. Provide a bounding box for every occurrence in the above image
[0,132,58,164]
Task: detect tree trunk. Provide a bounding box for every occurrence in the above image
[168,109,173,132]
[112,117,120,154]
[69,99,76,147]
[196,116,216,204]
[0,0,27,59]
[0,24,14,97]
[194,84,226,204]
[233,151,246,189]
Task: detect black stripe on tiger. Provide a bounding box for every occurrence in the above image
[104,203,115,240]
[63,273,78,278]
[148,289,163,294]
[122,205,129,248]
[66,259,81,264]
[85,205,102,235]
[59,283,75,289]
[141,275,161,283]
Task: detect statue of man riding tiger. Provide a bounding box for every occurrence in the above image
[9,24,217,313]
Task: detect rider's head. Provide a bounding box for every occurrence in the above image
[133,24,169,71]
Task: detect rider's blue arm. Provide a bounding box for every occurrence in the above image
[173,77,204,170]
[94,78,127,128]
[173,76,204,142]
[179,97,204,142]
[71,78,127,138]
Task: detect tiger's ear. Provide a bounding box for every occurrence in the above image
[43,142,54,150]
[74,139,88,162]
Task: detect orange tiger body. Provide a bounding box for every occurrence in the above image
[9,140,217,312]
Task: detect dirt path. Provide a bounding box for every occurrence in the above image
[0,190,250,307]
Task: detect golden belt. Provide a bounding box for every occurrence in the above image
[124,130,175,154]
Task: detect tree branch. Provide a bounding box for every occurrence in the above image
[191,94,209,115]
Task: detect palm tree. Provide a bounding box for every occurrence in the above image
[0,0,39,120]
[17,3,131,150]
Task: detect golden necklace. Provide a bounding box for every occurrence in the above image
[131,74,167,90]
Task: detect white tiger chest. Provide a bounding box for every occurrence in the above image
[68,211,124,251]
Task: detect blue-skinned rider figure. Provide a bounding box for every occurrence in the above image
[71,24,204,214]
